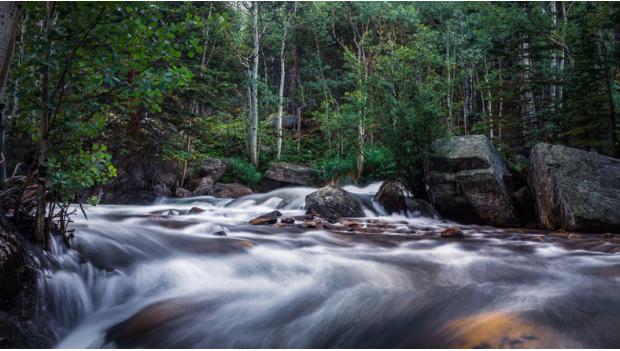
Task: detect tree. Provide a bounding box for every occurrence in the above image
[0,2,19,182]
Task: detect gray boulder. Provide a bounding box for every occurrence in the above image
[174,188,192,198]
[192,177,215,196]
[153,184,172,197]
[405,198,440,218]
[268,114,298,130]
[260,162,318,191]
[208,183,253,198]
[305,185,364,221]
[374,181,409,214]
[529,143,620,233]
[195,158,229,183]
[425,135,519,227]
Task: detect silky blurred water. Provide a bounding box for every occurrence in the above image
[33,183,620,348]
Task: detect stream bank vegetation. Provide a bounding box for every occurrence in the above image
[0,1,617,245]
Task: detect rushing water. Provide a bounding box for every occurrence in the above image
[34,183,620,348]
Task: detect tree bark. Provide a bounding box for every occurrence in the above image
[0,2,19,183]
[276,7,291,161]
[35,2,54,245]
[519,36,536,139]
[249,1,259,166]
[549,1,558,113]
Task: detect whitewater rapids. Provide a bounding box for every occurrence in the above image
[32,183,620,348]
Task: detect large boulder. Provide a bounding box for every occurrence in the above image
[192,177,215,196]
[374,181,438,218]
[260,162,318,192]
[208,183,253,198]
[529,143,620,233]
[195,158,230,183]
[268,114,298,130]
[305,185,364,221]
[374,181,409,214]
[153,184,172,197]
[425,135,519,227]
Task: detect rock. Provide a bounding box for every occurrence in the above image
[512,186,531,208]
[164,209,180,216]
[375,181,409,214]
[405,198,439,218]
[260,162,318,192]
[425,135,519,227]
[529,143,620,233]
[305,185,365,221]
[249,210,282,225]
[174,188,192,198]
[0,221,50,348]
[268,113,298,130]
[208,183,253,198]
[568,233,582,240]
[301,221,323,229]
[441,226,465,238]
[280,216,295,224]
[213,231,227,236]
[188,207,205,214]
[153,184,172,197]
[195,158,229,183]
[258,144,272,154]
[102,191,158,205]
[191,177,214,196]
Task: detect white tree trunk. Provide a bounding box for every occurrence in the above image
[550,1,558,112]
[276,13,288,161]
[520,37,536,137]
[0,1,19,182]
[249,1,259,166]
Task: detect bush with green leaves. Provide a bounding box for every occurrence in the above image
[221,158,262,188]
[361,146,396,182]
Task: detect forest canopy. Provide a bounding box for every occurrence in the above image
[0,1,619,240]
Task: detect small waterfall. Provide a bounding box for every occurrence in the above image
[31,183,620,348]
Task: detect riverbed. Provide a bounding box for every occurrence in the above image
[34,183,620,348]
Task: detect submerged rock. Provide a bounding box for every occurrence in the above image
[305,185,364,221]
[188,207,205,214]
[529,143,620,233]
[208,183,253,198]
[441,226,465,238]
[249,210,282,225]
[425,135,519,227]
[260,162,318,192]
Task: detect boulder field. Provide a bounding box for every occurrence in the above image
[100,136,620,234]
[424,135,620,233]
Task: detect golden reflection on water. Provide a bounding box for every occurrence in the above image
[439,311,581,348]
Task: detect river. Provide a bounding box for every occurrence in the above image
[33,183,620,348]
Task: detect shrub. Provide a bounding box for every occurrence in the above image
[222,158,262,187]
[316,156,355,183]
[361,145,396,182]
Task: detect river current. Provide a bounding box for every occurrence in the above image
[33,183,620,348]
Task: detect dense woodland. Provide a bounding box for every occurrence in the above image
[0,1,619,242]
